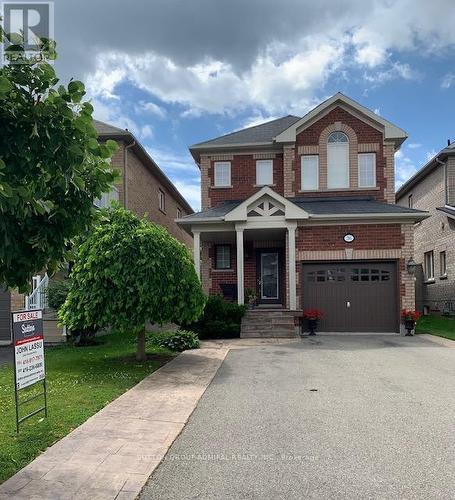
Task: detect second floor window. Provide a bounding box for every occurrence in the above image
[159,189,166,212]
[256,160,273,185]
[327,131,349,189]
[214,161,231,187]
[424,250,434,281]
[177,207,182,218]
[358,153,376,187]
[408,194,413,208]
[301,155,319,190]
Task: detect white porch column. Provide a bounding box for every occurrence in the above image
[192,230,201,279]
[236,225,245,305]
[287,222,297,310]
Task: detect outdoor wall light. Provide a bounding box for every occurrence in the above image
[407,257,417,275]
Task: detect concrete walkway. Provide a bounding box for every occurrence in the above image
[0,347,228,500]
[141,334,455,499]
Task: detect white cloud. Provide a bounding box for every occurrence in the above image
[173,180,201,211]
[426,149,437,161]
[408,143,422,149]
[441,73,455,89]
[86,36,346,117]
[363,62,418,85]
[138,101,167,119]
[395,149,419,188]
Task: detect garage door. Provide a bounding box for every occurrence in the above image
[0,288,11,343]
[302,261,398,332]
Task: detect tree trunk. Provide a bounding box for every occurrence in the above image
[136,328,147,362]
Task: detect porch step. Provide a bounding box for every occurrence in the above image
[240,309,300,338]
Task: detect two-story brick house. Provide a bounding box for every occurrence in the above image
[178,93,428,336]
[0,120,193,345]
[396,141,455,314]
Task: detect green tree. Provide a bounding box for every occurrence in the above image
[0,33,117,290]
[59,207,206,361]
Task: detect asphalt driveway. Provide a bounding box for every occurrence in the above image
[141,335,455,499]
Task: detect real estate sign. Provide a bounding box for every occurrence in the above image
[12,310,45,390]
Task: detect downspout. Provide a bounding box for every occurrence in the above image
[435,156,446,204]
[123,138,136,209]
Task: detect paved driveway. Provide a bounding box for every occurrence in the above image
[141,335,455,500]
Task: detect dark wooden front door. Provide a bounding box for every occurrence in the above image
[0,288,11,343]
[256,249,283,305]
[302,261,398,332]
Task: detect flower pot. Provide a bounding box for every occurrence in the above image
[308,318,318,336]
[404,319,415,336]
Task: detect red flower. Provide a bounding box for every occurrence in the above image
[304,309,323,320]
[401,309,421,322]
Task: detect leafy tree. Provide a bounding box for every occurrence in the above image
[0,32,117,290]
[59,207,206,361]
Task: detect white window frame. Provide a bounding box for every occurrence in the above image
[215,245,231,270]
[440,251,447,277]
[214,161,231,187]
[301,155,319,191]
[327,132,349,189]
[255,159,273,186]
[177,207,182,219]
[424,251,434,281]
[408,194,413,209]
[358,153,376,188]
[159,188,166,212]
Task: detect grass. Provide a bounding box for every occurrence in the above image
[416,314,455,341]
[0,330,173,483]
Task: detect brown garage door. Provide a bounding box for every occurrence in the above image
[302,261,398,332]
[0,288,11,343]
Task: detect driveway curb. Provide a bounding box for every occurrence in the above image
[0,347,229,500]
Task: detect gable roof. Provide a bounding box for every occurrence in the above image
[190,115,300,151]
[93,120,132,138]
[275,93,407,145]
[396,142,455,199]
[93,120,193,214]
[178,195,428,226]
[189,92,407,163]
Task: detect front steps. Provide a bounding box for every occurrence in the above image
[241,309,299,338]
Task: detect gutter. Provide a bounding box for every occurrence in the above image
[123,138,136,208]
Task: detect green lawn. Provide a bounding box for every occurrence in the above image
[416,314,455,341]
[0,330,173,483]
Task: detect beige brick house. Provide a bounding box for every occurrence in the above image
[178,93,428,336]
[0,120,193,345]
[396,141,455,314]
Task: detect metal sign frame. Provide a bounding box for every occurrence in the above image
[12,309,48,433]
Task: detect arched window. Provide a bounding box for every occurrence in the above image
[327,131,349,188]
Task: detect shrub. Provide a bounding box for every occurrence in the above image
[47,279,72,311]
[185,295,247,339]
[148,330,199,352]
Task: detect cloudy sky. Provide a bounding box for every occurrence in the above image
[51,0,455,210]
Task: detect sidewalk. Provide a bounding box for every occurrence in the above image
[0,347,228,500]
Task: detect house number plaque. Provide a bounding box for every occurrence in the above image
[343,233,355,243]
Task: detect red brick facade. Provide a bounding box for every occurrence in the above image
[204,106,389,208]
[297,224,404,251]
[208,154,284,207]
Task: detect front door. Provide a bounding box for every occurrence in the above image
[257,250,282,304]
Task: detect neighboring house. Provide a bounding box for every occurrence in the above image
[0,120,193,345]
[396,141,455,314]
[178,93,428,336]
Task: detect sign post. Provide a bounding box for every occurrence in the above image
[12,310,47,433]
